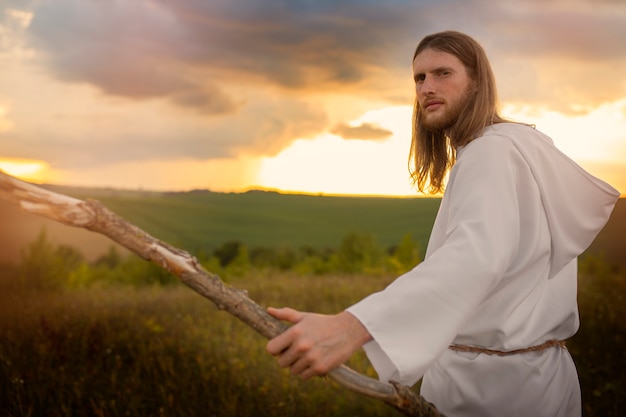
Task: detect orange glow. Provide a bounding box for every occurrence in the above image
[257,106,417,197]
[0,158,50,182]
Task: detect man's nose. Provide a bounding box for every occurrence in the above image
[420,76,436,96]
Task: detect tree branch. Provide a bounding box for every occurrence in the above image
[0,170,444,417]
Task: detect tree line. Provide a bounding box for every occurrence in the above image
[16,229,424,290]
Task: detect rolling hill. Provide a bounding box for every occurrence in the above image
[0,185,623,267]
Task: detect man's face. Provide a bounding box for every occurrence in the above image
[413,48,474,131]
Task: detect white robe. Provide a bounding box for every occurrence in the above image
[347,123,619,417]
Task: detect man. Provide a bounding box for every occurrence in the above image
[266,31,619,417]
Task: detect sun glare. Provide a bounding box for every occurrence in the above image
[502,100,626,195]
[0,158,49,182]
[257,102,625,197]
[257,106,417,197]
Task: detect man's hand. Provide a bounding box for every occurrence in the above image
[266,307,372,380]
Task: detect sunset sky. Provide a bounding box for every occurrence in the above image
[0,0,624,196]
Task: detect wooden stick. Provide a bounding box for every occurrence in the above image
[0,170,443,417]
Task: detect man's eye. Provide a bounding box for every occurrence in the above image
[415,74,425,82]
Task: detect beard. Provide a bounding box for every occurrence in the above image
[419,89,473,133]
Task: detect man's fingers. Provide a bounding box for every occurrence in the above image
[289,357,313,378]
[266,307,304,357]
[267,306,305,324]
[266,308,304,356]
[266,330,291,356]
[266,307,350,380]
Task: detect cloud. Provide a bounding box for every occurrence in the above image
[0,5,34,54]
[21,0,626,115]
[486,1,626,61]
[23,0,422,109]
[331,122,393,141]
[474,1,626,113]
[0,89,327,170]
[0,105,13,132]
[24,1,240,115]
[2,0,626,174]
[171,87,243,115]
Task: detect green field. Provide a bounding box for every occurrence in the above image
[2,185,623,266]
[67,187,441,252]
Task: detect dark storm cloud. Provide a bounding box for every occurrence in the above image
[23,0,238,115]
[22,0,626,111]
[331,123,393,141]
[23,0,428,102]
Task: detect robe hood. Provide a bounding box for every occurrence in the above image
[482,123,620,279]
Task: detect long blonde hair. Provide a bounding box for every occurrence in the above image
[409,31,507,194]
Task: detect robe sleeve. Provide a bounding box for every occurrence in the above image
[346,134,530,386]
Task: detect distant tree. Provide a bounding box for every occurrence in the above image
[336,232,384,274]
[250,246,298,271]
[388,233,422,274]
[94,246,123,269]
[225,243,250,277]
[214,241,245,267]
[293,246,335,275]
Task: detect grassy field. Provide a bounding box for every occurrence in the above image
[1,261,625,417]
[0,272,404,417]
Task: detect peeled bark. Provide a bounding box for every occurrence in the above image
[0,170,444,417]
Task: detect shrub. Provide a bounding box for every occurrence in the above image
[336,232,384,274]
[18,230,85,290]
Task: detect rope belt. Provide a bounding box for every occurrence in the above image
[448,339,567,356]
